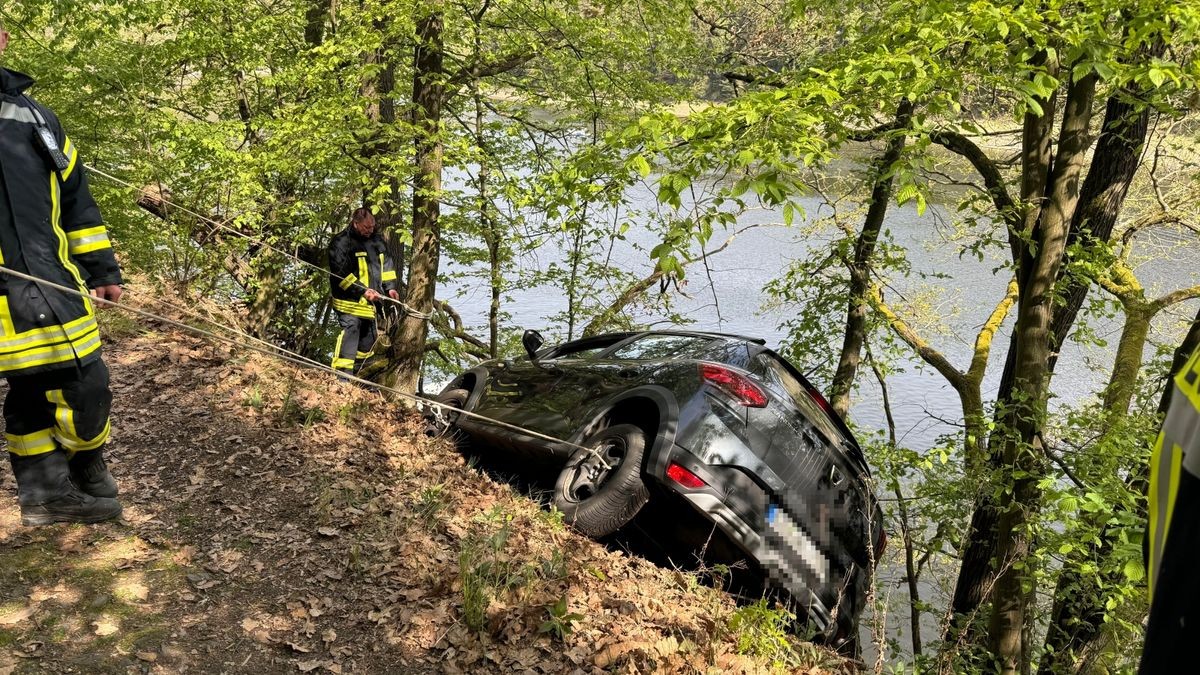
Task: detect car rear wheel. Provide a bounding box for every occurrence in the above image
[425,388,470,451]
[552,423,649,537]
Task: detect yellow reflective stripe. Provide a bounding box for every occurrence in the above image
[46,389,77,442]
[5,429,56,456]
[61,142,79,182]
[1150,437,1183,594]
[1176,348,1200,412]
[332,331,344,367]
[0,314,98,354]
[67,225,111,255]
[0,329,100,371]
[55,418,110,452]
[48,175,95,317]
[379,253,390,283]
[332,298,374,318]
[338,273,358,291]
[332,359,354,370]
[0,296,13,335]
[62,137,72,157]
[67,225,106,240]
[357,253,369,289]
[355,351,372,359]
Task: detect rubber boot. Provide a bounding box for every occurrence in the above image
[69,447,119,498]
[10,449,122,526]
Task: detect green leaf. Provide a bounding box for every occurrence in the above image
[1123,559,1145,583]
[631,154,652,178]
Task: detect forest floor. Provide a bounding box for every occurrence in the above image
[0,293,852,674]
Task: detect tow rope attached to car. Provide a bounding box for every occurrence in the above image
[0,264,612,469]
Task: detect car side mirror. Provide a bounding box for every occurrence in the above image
[522,329,545,361]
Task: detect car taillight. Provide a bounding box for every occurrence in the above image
[666,462,706,489]
[806,385,834,416]
[699,363,767,408]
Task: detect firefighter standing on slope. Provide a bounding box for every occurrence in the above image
[0,24,124,526]
[328,207,399,375]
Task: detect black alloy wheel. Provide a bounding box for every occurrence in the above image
[425,388,470,450]
[552,423,650,537]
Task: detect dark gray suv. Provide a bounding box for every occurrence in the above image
[432,329,885,642]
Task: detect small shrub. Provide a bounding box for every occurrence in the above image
[538,596,584,641]
[727,599,799,668]
[416,484,448,527]
[243,385,264,410]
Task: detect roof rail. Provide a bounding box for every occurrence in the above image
[641,329,767,346]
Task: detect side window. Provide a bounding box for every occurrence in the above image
[608,334,712,360]
[545,337,626,360]
[546,345,608,360]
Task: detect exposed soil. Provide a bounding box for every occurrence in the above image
[0,298,851,674]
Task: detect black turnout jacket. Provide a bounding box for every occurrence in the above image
[0,68,121,376]
[327,226,398,319]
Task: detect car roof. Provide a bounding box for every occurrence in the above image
[633,329,767,346]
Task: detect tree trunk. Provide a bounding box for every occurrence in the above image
[988,72,1096,674]
[392,4,445,393]
[475,86,500,358]
[829,99,913,418]
[1033,60,1161,668]
[946,55,1060,643]
[1047,40,1163,368]
[304,0,331,46]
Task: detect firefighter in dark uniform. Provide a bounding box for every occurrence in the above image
[328,207,399,374]
[1142,339,1200,672]
[0,25,124,526]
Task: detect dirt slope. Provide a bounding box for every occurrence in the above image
[0,303,851,674]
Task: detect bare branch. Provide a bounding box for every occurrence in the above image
[870,286,969,392]
[929,130,1018,228]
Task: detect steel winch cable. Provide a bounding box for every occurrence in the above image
[83,164,433,321]
[0,265,611,468]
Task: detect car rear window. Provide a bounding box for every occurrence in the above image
[608,334,713,360]
[752,354,845,443]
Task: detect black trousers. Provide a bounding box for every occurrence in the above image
[5,358,112,503]
[332,312,377,373]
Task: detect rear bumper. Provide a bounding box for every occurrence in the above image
[656,445,842,633]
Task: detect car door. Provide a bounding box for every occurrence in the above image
[471,335,627,440]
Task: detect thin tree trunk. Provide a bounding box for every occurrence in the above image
[304,0,331,46]
[946,53,1060,643]
[867,346,923,658]
[989,72,1097,674]
[829,99,913,418]
[392,3,445,393]
[477,99,501,358]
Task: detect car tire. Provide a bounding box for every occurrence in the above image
[552,423,650,538]
[426,388,470,450]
